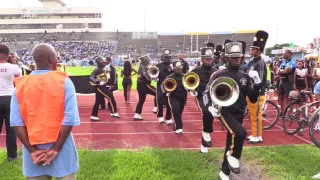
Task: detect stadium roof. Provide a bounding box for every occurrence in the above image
[209,31,234,35]
[234,30,258,34]
[186,32,208,35]
[158,32,184,36]
[39,0,66,7]
[158,30,257,36]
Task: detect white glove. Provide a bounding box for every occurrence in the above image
[219,66,226,70]
[190,91,198,97]
[248,70,261,84]
[99,81,105,86]
[208,106,220,117]
[166,93,170,97]
[170,64,174,70]
[154,77,159,82]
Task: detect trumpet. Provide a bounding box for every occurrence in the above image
[147,65,159,79]
[182,72,200,92]
[163,78,177,92]
[209,77,239,116]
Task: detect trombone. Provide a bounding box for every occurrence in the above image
[182,72,200,92]
[163,78,177,93]
[209,77,239,116]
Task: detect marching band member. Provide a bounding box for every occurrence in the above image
[203,41,261,179]
[217,40,232,70]
[246,30,269,144]
[156,49,173,125]
[133,56,157,120]
[190,46,217,153]
[213,45,223,68]
[161,61,187,134]
[100,57,117,111]
[90,56,120,121]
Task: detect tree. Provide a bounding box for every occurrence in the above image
[265,43,290,57]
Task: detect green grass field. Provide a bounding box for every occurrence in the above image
[0,145,319,179]
[66,66,156,90]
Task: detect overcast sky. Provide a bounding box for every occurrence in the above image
[2,0,320,48]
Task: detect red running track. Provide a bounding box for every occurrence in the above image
[0,91,314,150]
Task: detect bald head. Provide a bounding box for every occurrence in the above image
[178,53,184,60]
[32,43,57,70]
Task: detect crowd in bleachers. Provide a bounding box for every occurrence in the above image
[2,41,117,65]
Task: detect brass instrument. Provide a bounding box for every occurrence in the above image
[147,65,160,79]
[163,78,177,92]
[90,71,110,86]
[21,64,31,71]
[182,72,200,92]
[57,63,65,72]
[96,71,110,82]
[209,77,239,116]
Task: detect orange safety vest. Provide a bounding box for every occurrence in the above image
[14,71,67,145]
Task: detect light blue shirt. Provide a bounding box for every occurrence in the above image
[314,81,320,94]
[280,58,296,70]
[10,70,80,178]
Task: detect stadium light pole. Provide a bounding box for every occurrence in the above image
[144,12,145,32]
[276,28,278,45]
[196,32,198,52]
[190,33,193,52]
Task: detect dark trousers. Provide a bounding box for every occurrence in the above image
[220,111,247,175]
[196,95,214,133]
[135,83,156,114]
[100,89,115,110]
[168,96,186,130]
[92,86,117,116]
[100,98,106,109]
[122,77,132,101]
[156,87,172,119]
[0,96,17,158]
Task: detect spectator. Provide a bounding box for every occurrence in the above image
[121,60,138,103]
[10,43,80,179]
[276,50,296,114]
[177,53,189,73]
[0,44,19,162]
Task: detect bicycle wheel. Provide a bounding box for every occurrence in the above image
[309,113,320,148]
[262,100,280,130]
[282,100,304,135]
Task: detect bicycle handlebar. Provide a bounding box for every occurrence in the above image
[300,90,312,94]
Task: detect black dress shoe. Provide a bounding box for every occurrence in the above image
[8,156,19,162]
[228,163,240,174]
[202,137,212,147]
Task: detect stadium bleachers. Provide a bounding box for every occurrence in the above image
[3,41,117,62]
[0,30,257,59]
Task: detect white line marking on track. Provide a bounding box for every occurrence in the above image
[32,129,282,136]
[265,119,313,144]
[76,118,282,124]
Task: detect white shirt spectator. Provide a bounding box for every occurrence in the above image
[0,62,20,96]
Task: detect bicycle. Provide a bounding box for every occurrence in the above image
[244,85,281,130]
[282,90,319,136]
[308,108,320,148]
